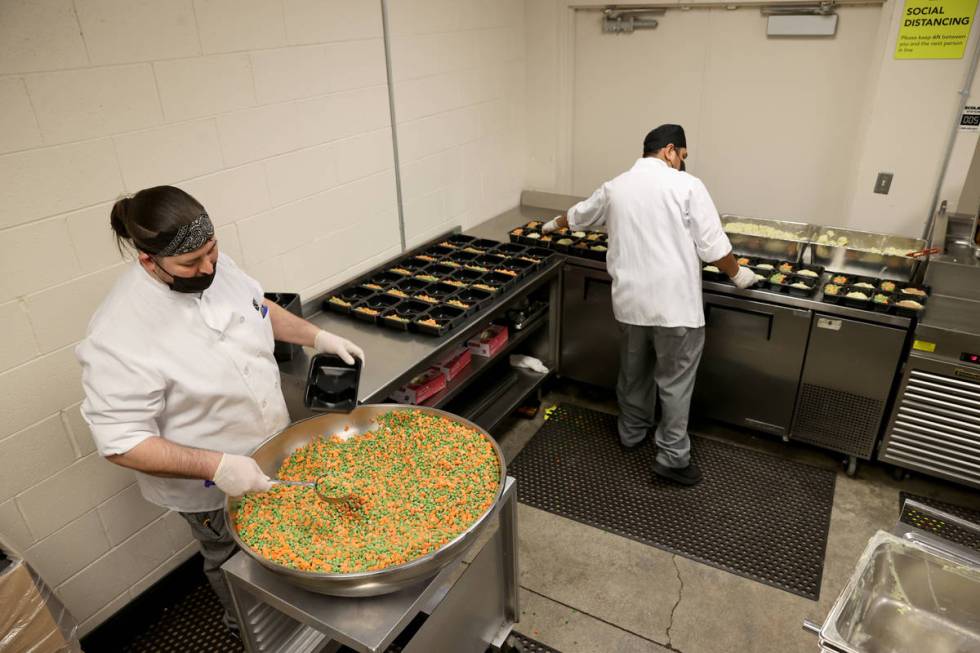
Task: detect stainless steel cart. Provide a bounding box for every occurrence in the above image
[803,498,980,652]
[222,477,519,653]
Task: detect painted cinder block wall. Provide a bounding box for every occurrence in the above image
[0,0,527,636]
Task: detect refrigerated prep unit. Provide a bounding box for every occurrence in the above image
[537,212,925,475]
[878,253,980,490]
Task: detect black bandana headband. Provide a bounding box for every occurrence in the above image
[157,213,215,257]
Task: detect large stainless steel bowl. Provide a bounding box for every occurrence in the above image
[225,404,506,597]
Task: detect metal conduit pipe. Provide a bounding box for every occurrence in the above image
[923,24,980,241]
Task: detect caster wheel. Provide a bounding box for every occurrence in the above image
[890,466,908,481]
[845,456,858,477]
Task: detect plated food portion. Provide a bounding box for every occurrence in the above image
[323,235,556,337]
[235,409,500,574]
[700,255,928,315]
[510,221,609,260]
[822,276,929,316]
[702,256,823,297]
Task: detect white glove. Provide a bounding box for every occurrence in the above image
[730,266,758,289]
[541,217,562,234]
[510,354,549,374]
[213,453,272,495]
[314,329,364,365]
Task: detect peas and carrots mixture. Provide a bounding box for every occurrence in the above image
[235,410,499,574]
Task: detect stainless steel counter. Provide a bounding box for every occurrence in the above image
[501,209,915,470]
[279,225,560,423]
[555,248,913,330]
[919,295,980,337]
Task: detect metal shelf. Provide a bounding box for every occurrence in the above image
[458,368,549,432]
[420,314,548,409]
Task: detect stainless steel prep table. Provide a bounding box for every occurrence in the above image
[276,229,562,431]
[496,203,915,473]
[223,477,519,653]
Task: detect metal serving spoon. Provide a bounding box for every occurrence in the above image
[271,474,359,507]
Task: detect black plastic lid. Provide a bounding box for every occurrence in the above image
[304,354,361,413]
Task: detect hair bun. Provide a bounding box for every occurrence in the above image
[110,196,132,240]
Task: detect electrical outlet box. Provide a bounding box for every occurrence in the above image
[875,172,894,195]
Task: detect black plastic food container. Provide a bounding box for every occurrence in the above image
[454,268,486,283]
[412,270,442,284]
[323,285,372,314]
[364,293,402,311]
[380,299,429,330]
[701,265,728,282]
[350,301,384,324]
[395,277,430,293]
[429,262,460,277]
[892,293,928,318]
[453,286,493,309]
[304,354,360,413]
[552,237,583,254]
[427,303,467,323]
[414,304,467,336]
[521,246,554,261]
[839,287,875,309]
[494,242,528,257]
[497,257,535,277]
[447,233,477,245]
[449,250,479,264]
[469,238,502,252]
[871,292,894,313]
[476,253,509,267]
[784,278,817,297]
[426,244,456,258]
[423,282,459,300]
[369,271,404,287]
[397,257,428,271]
[484,271,516,290]
[323,294,353,314]
[510,229,543,247]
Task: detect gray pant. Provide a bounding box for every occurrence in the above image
[616,323,705,469]
[180,508,239,632]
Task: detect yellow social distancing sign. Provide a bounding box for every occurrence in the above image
[895,0,979,59]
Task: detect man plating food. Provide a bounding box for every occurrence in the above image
[76,186,364,633]
[542,124,756,486]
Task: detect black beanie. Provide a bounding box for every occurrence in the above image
[643,124,686,155]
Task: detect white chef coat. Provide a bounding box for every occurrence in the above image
[76,253,290,513]
[568,157,732,328]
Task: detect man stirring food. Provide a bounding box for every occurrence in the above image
[541,124,756,486]
[76,185,364,634]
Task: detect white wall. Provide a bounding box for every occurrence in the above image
[0,0,532,637]
[571,6,881,228]
[0,0,401,636]
[388,0,527,247]
[844,0,980,236]
[526,0,980,238]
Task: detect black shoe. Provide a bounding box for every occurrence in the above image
[653,461,702,486]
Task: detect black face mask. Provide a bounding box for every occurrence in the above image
[156,259,217,293]
[679,159,686,172]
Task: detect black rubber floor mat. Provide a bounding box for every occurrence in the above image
[507,631,562,652]
[122,581,242,653]
[509,404,837,600]
[899,492,980,552]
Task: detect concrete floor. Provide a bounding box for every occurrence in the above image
[494,383,980,653]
